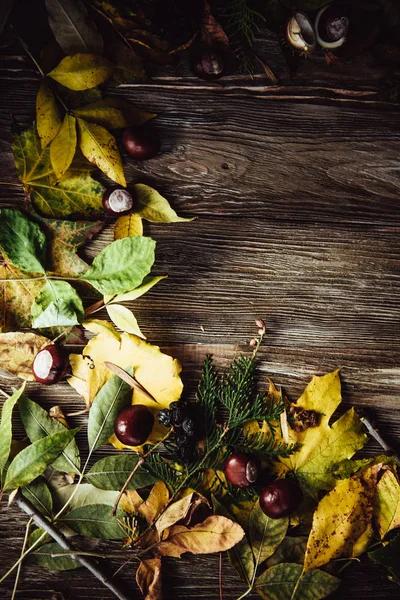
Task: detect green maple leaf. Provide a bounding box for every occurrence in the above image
[12,124,104,219]
[277,370,367,499]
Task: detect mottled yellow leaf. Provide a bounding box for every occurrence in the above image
[81,319,121,340]
[36,82,62,148]
[0,332,50,381]
[73,96,155,129]
[375,469,400,539]
[139,482,170,524]
[77,118,126,185]
[120,489,143,514]
[106,304,145,338]
[304,476,371,571]
[136,558,162,600]
[50,113,77,179]
[48,53,114,90]
[114,213,143,240]
[133,184,194,223]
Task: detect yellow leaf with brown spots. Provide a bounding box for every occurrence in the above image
[375,469,400,539]
[36,82,62,148]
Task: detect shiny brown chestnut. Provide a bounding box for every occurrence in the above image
[32,344,68,385]
[259,478,303,519]
[224,453,258,488]
[114,404,154,446]
[190,47,225,80]
[102,186,134,216]
[122,126,161,161]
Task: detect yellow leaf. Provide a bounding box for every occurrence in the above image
[139,481,170,524]
[82,319,121,340]
[106,304,145,338]
[156,515,244,558]
[375,469,400,539]
[114,213,143,239]
[136,558,162,600]
[73,96,155,129]
[120,489,143,514]
[278,371,367,498]
[156,493,195,534]
[133,184,194,223]
[50,113,77,179]
[68,322,183,450]
[77,118,126,186]
[304,476,371,571]
[0,332,50,381]
[48,53,114,90]
[36,82,62,148]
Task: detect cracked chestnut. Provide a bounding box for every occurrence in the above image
[225,453,258,488]
[32,344,68,385]
[259,479,303,519]
[190,47,225,80]
[122,126,161,161]
[114,404,154,446]
[102,186,134,216]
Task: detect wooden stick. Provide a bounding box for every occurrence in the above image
[104,362,159,404]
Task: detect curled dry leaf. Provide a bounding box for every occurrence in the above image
[44,0,104,55]
[0,332,50,380]
[136,558,162,600]
[201,1,230,48]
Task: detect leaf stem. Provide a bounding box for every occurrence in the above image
[10,27,45,77]
[11,517,32,600]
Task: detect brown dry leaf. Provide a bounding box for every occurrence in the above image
[156,515,244,558]
[114,213,143,239]
[201,1,230,48]
[120,489,143,514]
[155,493,195,535]
[0,332,50,380]
[140,482,170,524]
[136,558,162,600]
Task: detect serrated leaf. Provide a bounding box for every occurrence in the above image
[54,483,118,510]
[375,469,400,539]
[86,454,157,491]
[18,394,80,474]
[304,476,371,571]
[22,478,53,517]
[106,275,166,305]
[73,96,155,129]
[0,385,26,476]
[33,541,81,571]
[249,503,288,565]
[133,184,194,223]
[31,280,84,328]
[0,332,50,380]
[255,563,340,600]
[88,372,133,452]
[114,213,143,240]
[48,54,113,90]
[156,515,244,557]
[106,304,144,338]
[4,427,80,490]
[36,82,62,148]
[60,504,126,539]
[264,536,308,569]
[77,118,125,185]
[0,209,46,274]
[12,126,104,219]
[50,113,77,179]
[44,0,103,55]
[81,236,155,295]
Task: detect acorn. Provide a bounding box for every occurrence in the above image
[114,404,154,446]
[225,453,258,488]
[32,344,68,385]
[122,126,161,161]
[190,46,225,80]
[102,186,134,216]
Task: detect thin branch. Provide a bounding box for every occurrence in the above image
[104,362,159,404]
[219,552,223,600]
[14,492,131,600]
[360,414,400,466]
[11,518,32,600]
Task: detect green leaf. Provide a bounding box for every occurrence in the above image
[0,209,46,273]
[106,304,144,337]
[31,280,84,328]
[255,563,341,600]
[44,0,103,55]
[0,385,26,476]
[86,454,157,491]
[54,483,118,510]
[81,236,156,295]
[48,54,114,90]
[36,82,62,148]
[264,536,308,569]
[4,427,80,491]
[134,184,194,223]
[88,372,133,452]
[249,503,288,565]
[22,478,53,517]
[105,275,166,304]
[60,504,126,539]
[33,541,81,571]
[77,118,126,186]
[50,113,77,179]
[73,96,155,129]
[18,394,80,474]
[369,533,400,583]
[12,126,104,219]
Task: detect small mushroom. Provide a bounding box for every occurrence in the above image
[286,12,316,55]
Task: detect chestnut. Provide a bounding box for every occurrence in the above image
[102,186,134,216]
[315,3,349,50]
[224,453,258,488]
[114,404,154,446]
[190,47,225,80]
[259,479,303,519]
[32,344,68,385]
[122,126,161,161]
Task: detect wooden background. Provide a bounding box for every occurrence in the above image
[0,28,400,600]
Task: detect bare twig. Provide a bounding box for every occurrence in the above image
[359,413,400,466]
[14,492,131,600]
[219,552,223,600]
[104,362,159,404]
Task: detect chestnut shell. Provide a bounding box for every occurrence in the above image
[190,47,225,80]
[114,404,154,446]
[102,186,134,216]
[32,344,68,385]
[259,479,303,519]
[122,126,161,161]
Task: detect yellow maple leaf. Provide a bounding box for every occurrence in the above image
[68,321,183,450]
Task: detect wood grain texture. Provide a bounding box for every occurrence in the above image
[0,37,400,600]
